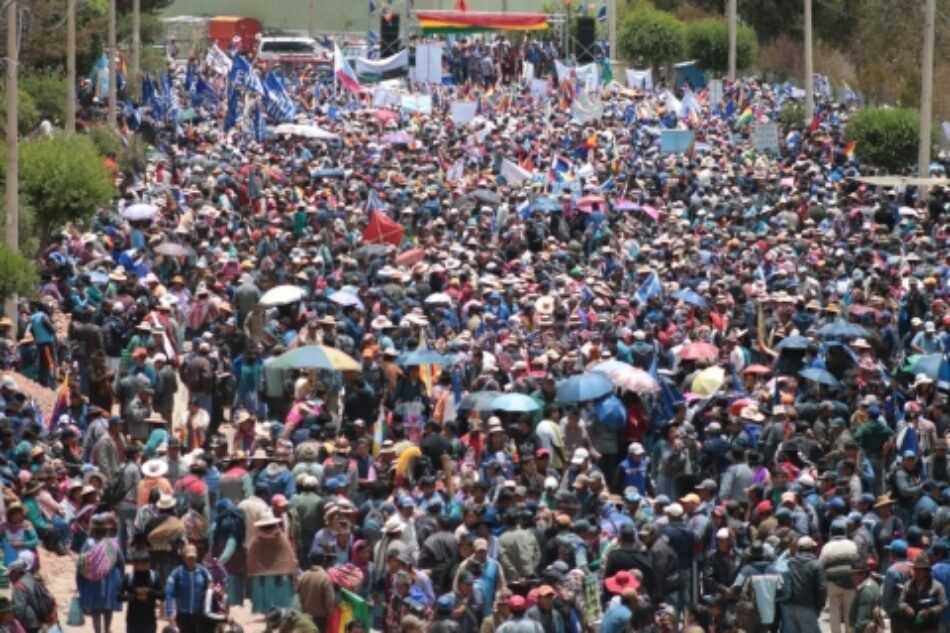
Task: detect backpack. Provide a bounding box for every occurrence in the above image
[362,500,386,537]
[78,539,117,581]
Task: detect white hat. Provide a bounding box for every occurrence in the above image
[544,476,558,490]
[254,512,281,527]
[156,495,176,510]
[715,527,730,540]
[141,459,168,478]
[383,515,404,535]
[628,443,645,455]
[570,448,589,465]
[153,353,167,364]
[665,502,684,518]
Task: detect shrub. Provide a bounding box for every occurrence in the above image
[845,107,928,173]
[0,245,37,305]
[0,89,41,136]
[20,71,67,125]
[618,6,686,69]
[684,17,759,74]
[19,134,113,246]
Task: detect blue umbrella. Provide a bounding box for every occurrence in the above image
[397,349,446,367]
[491,393,540,413]
[816,319,869,339]
[909,354,944,379]
[777,335,810,350]
[671,288,708,308]
[529,197,562,213]
[590,359,633,374]
[593,395,626,430]
[556,372,614,403]
[799,367,840,387]
[458,390,503,412]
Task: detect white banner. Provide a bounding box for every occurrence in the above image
[500,159,532,185]
[625,68,653,90]
[708,79,723,105]
[354,49,409,76]
[556,60,599,93]
[530,78,549,99]
[572,93,603,123]
[400,94,432,114]
[372,86,401,108]
[522,61,535,83]
[752,122,780,154]
[413,44,443,84]
[450,101,478,125]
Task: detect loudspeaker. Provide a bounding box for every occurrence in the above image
[575,16,596,63]
[381,15,401,57]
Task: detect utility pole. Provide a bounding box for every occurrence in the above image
[727,0,736,80]
[107,0,117,128]
[5,0,18,325]
[608,0,616,64]
[66,0,76,133]
[918,0,935,185]
[308,0,315,38]
[132,0,140,88]
[804,0,814,122]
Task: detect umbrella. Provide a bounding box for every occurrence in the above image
[272,123,339,140]
[576,194,605,211]
[311,168,346,179]
[470,189,501,205]
[776,335,810,350]
[741,364,772,376]
[638,205,659,221]
[816,319,869,339]
[371,108,399,122]
[529,197,562,213]
[424,292,453,306]
[691,366,725,396]
[906,354,944,379]
[122,203,158,221]
[395,248,426,267]
[354,244,389,260]
[153,242,190,257]
[799,367,840,387]
[86,271,108,285]
[382,132,414,145]
[459,390,504,412]
[590,359,632,374]
[271,345,361,372]
[671,289,708,308]
[329,291,363,309]
[605,366,658,394]
[397,349,446,366]
[677,342,720,361]
[259,285,307,306]
[491,393,540,413]
[593,395,626,430]
[556,372,614,403]
[613,199,638,211]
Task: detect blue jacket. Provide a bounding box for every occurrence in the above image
[599,603,632,633]
[165,564,212,616]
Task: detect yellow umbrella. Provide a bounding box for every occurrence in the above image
[691,366,725,396]
[395,446,422,478]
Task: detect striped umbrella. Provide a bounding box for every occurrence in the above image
[272,345,361,372]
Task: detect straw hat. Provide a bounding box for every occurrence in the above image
[141,459,168,478]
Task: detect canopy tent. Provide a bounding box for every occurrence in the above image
[415,11,548,34]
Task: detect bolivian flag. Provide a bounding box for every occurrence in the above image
[734,107,754,130]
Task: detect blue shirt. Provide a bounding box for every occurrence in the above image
[932,561,950,623]
[165,564,212,616]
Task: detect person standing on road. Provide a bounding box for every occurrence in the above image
[165,544,212,633]
[784,536,827,633]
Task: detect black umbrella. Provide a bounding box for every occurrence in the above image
[470,189,501,205]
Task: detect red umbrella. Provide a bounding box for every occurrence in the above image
[677,342,720,361]
[728,398,752,417]
[577,195,606,212]
[361,211,404,247]
[372,109,399,123]
[395,248,426,267]
[741,364,772,376]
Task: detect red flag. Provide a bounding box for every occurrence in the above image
[808,114,820,133]
[455,0,469,10]
[361,211,404,247]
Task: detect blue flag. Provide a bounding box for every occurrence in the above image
[635,271,662,305]
[228,54,264,95]
[224,87,240,131]
[185,62,196,92]
[262,70,296,123]
[192,77,220,108]
[649,358,682,427]
[597,0,607,22]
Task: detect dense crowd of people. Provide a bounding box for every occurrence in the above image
[0,29,947,633]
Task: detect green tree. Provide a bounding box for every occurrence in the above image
[0,245,37,305]
[19,134,113,247]
[20,71,67,124]
[845,107,930,173]
[618,6,686,69]
[684,18,758,74]
[0,89,40,136]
